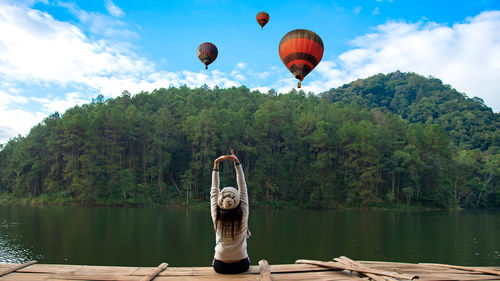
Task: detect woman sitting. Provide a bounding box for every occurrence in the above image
[210,150,250,274]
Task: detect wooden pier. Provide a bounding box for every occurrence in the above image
[1,256,499,280]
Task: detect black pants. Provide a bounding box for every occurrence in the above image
[212,257,250,274]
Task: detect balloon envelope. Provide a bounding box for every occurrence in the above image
[278,29,324,87]
[197,42,218,69]
[256,11,269,29]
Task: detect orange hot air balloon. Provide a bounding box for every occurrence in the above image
[256,11,269,30]
[197,42,218,69]
[278,29,324,88]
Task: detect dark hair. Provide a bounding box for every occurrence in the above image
[215,204,243,240]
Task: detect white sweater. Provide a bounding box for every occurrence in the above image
[210,163,249,261]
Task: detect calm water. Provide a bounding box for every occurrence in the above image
[0,205,499,267]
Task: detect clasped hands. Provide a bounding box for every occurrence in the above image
[213,150,239,170]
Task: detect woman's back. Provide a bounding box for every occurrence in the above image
[210,151,250,273]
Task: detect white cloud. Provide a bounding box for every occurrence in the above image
[0,91,28,106]
[372,7,380,15]
[251,86,270,93]
[304,61,347,94]
[58,1,136,39]
[236,62,247,69]
[105,0,124,17]
[332,2,345,12]
[230,70,246,81]
[0,3,151,87]
[0,90,45,144]
[30,92,89,113]
[82,69,243,97]
[353,6,362,15]
[307,10,500,112]
[255,72,270,79]
[0,109,46,144]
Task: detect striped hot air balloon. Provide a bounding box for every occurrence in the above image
[197,42,218,69]
[256,11,269,30]
[278,29,324,88]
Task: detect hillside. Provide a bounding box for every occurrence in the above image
[321,71,499,151]
[0,72,498,208]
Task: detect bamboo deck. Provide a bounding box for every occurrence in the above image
[0,256,499,281]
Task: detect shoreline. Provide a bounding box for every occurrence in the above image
[0,192,466,211]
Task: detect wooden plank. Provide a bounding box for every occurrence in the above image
[71,265,140,275]
[139,264,330,276]
[155,266,228,276]
[47,274,258,281]
[0,265,11,270]
[416,273,500,281]
[420,263,500,276]
[2,262,500,281]
[140,263,168,281]
[44,274,139,280]
[361,261,498,273]
[296,259,418,280]
[0,272,53,281]
[371,265,500,281]
[315,270,372,280]
[0,261,37,277]
[150,274,259,281]
[334,257,390,281]
[272,271,365,281]
[269,264,335,273]
[17,264,129,274]
[344,257,400,281]
[150,266,214,276]
[259,260,272,281]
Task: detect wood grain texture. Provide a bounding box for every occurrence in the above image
[1,258,498,281]
[0,261,37,277]
[140,263,168,281]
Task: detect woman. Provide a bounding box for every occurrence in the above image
[211,150,250,274]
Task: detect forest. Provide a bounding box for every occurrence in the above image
[0,71,499,208]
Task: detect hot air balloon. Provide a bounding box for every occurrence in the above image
[256,11,269,30]
[278,29,323,88]
[197,42,218,69]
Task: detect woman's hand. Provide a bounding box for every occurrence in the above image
[228,149,239,163]
[213,150,239,170]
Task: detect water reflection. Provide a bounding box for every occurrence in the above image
[0,219,39,263]
[0,205,498,266]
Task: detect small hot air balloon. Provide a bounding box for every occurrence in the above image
[256,11,269,30]
[278,29,324,88]
[197,42,218,69]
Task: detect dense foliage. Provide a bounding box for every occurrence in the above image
[0,72,499,208]
[322,71,499,151]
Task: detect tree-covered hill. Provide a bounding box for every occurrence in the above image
[321,71,500,151]
[0,72,498,208]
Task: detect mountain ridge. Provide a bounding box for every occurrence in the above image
[321,71,499,151]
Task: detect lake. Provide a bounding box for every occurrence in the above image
[0,205,499,267]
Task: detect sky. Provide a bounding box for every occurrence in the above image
[0,0,499,144]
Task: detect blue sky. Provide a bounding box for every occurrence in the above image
[1,0,499,144]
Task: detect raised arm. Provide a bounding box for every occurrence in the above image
[210,153,233,221]
[210,156,225,222]
[227,151,248,214]
[234,162,248,214]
